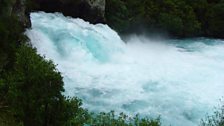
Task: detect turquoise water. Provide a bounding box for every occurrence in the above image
[26,12,224,126]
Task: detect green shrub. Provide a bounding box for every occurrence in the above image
[87,111,161,126]
[200,101,224,126]
[2,45,89,126]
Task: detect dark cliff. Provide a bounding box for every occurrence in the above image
[0,0,105,29]
[31,0,106,24]
[0,0,31,28]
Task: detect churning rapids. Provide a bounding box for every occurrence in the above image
[26,12,224,126]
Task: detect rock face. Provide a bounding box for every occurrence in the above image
[2,0,105,28]
[1,0,31,28]
[32,0,106,24]
[13,0,31,28]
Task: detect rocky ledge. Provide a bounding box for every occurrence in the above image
[32,0,106,24]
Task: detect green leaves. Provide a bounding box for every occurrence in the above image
[87,111,161,126]
[64,97,89,126]
[7,45,64,126]
[3,45,92,126]
[158,13,183,36]
[105,0,130,33]
[207,3,224,38]
[105,0,224,38]
[200,100,224,126]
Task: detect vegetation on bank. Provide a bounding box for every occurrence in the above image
[105,0,224,38]
[200,100,224,126]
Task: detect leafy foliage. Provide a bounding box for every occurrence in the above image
[87,111,161,126]
[7,45,64,125]
[105,0,130,32]
[207,3,224,38]
[200,100,224,126]
[105,0,224,38]
[1,45,90,126]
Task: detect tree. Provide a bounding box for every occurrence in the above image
[8,44,64,125]
[158,13,183,36]
[6,44,66,126]
[105,0,130,33]
[207,3,224,38]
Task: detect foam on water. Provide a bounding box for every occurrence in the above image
[26,12,224,126]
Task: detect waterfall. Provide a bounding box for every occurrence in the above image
[26,12,224,126]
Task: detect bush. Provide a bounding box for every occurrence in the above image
[105,0,224,38]
[2,45,89,126]
[87,111,161,126]
[200,100,224,126]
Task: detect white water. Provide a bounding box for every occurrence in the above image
[26,12,224,126]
